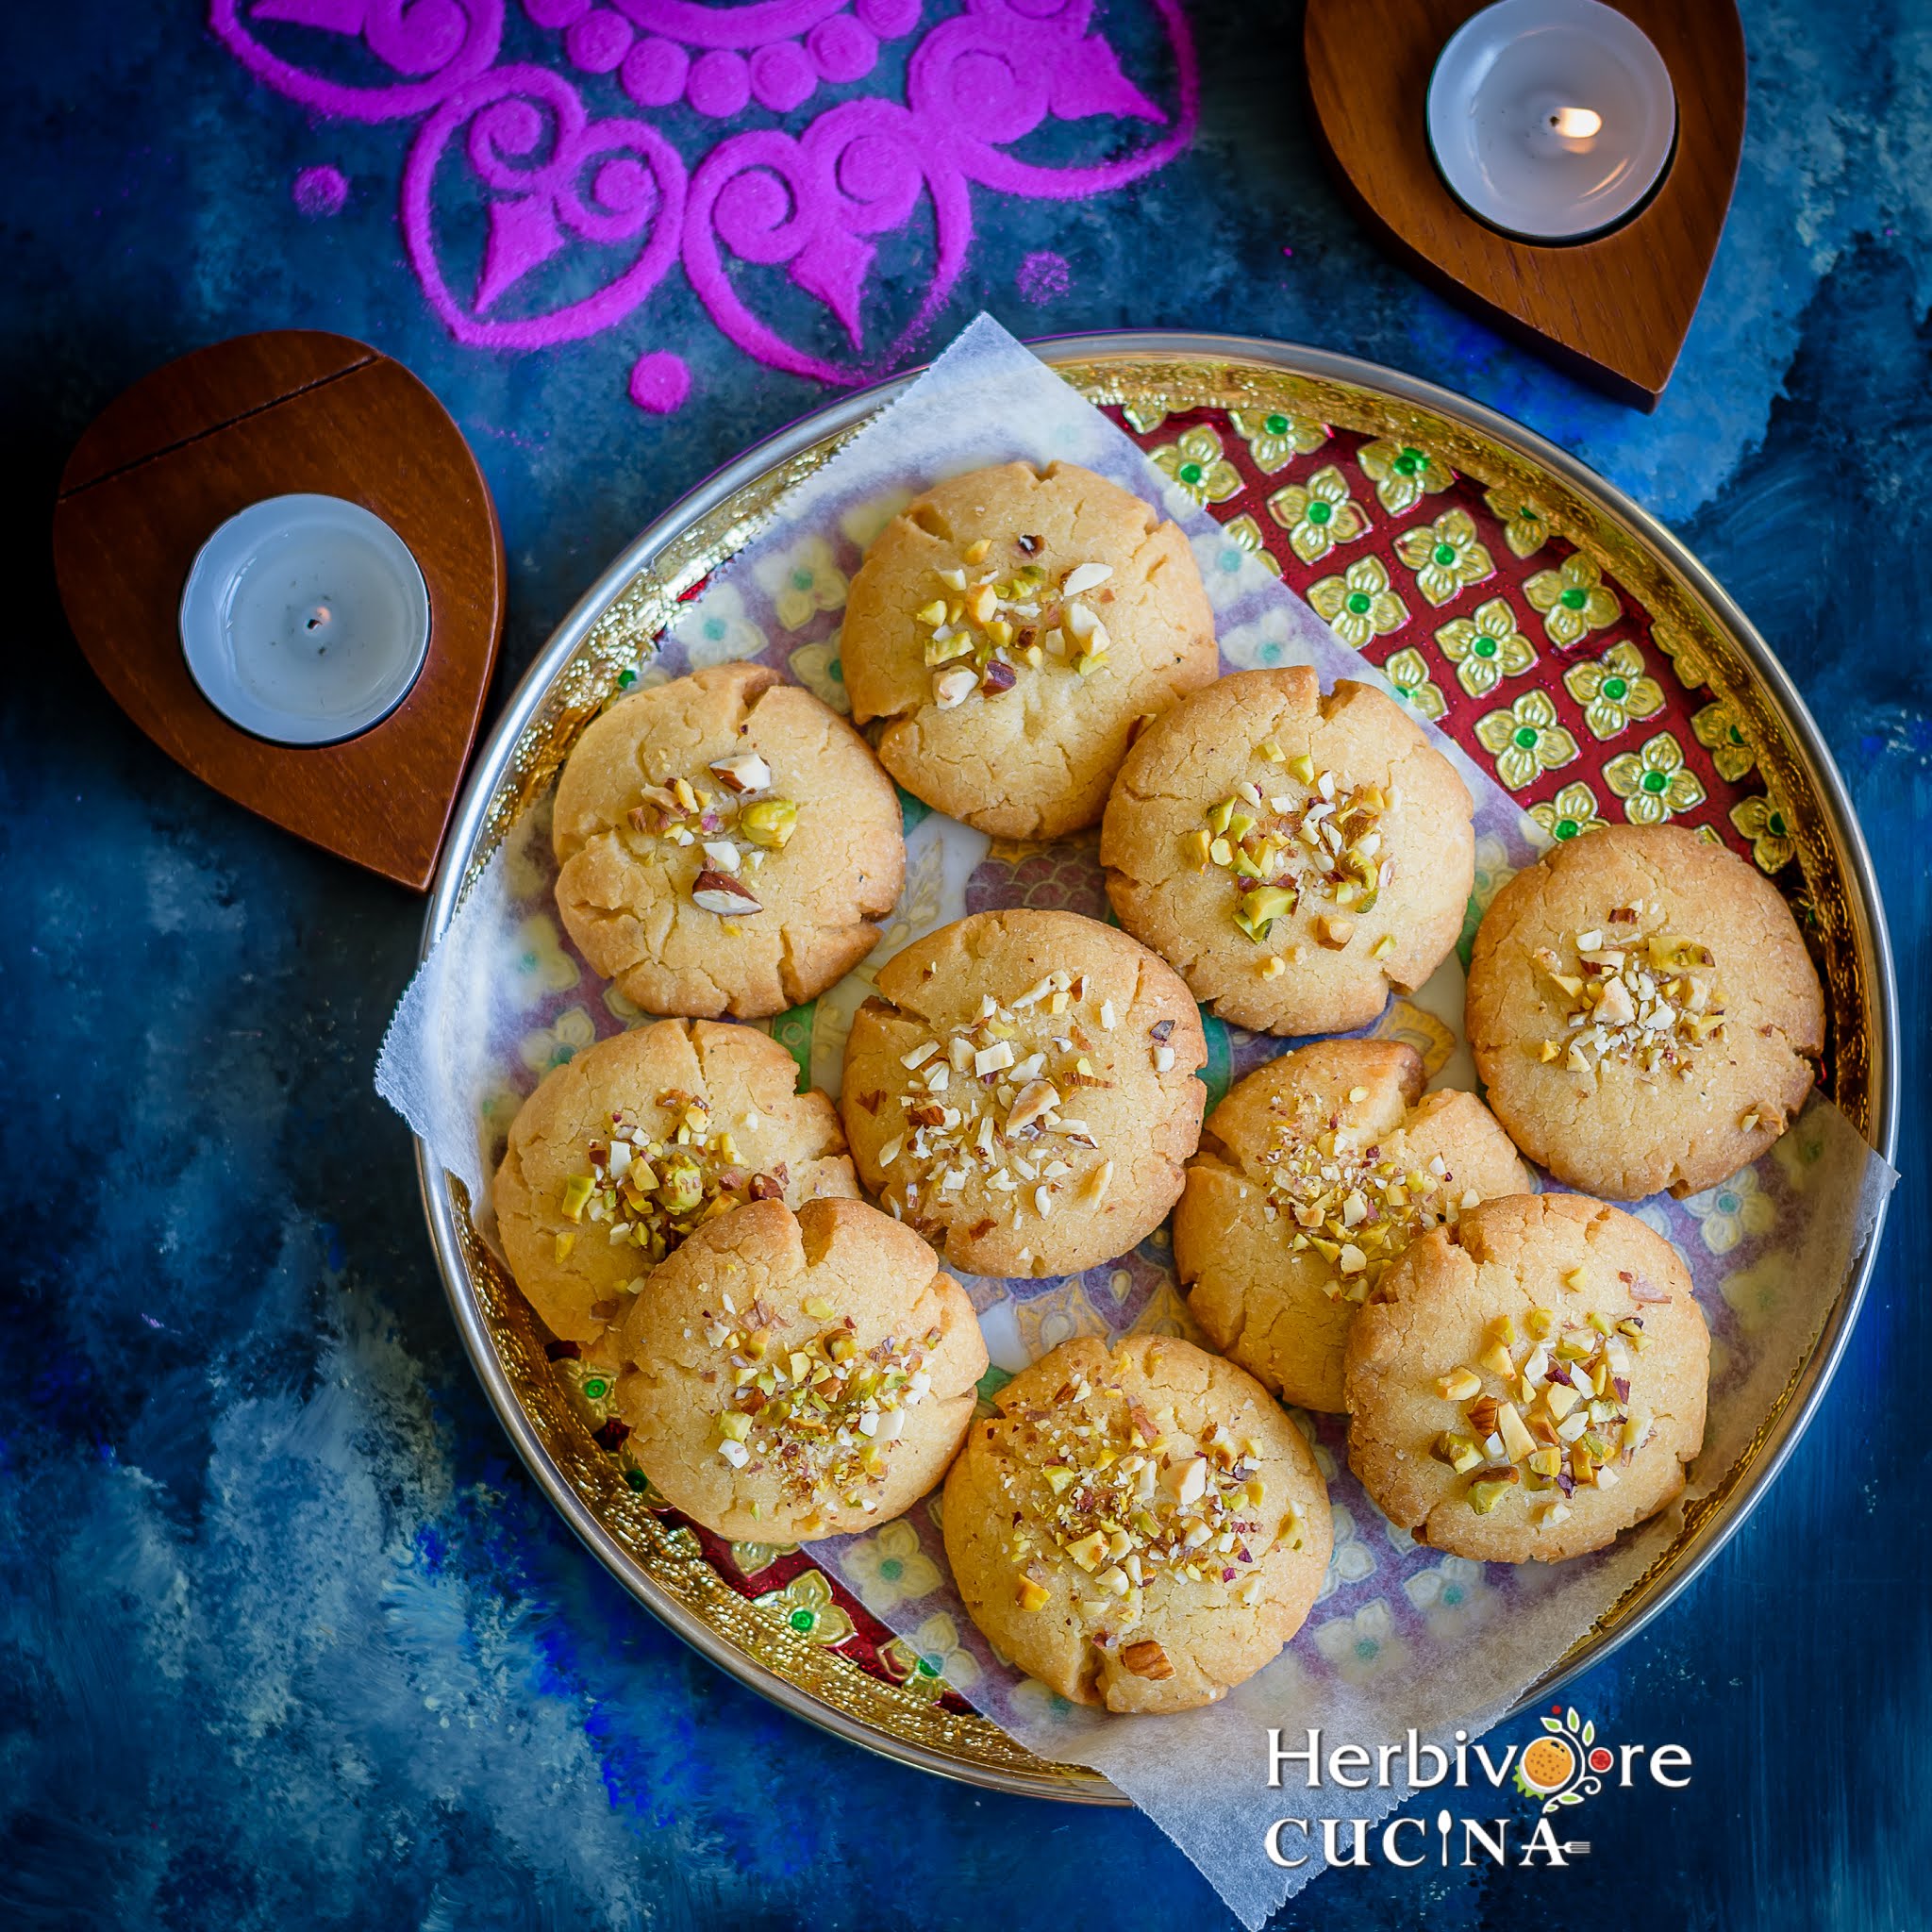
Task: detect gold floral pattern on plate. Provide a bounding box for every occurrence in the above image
[1394,507,1494,606]
[1483,485,1555,558]
[1524,551,1622,645]
[729,1541,800,1577]
[1381,646,1447,721]
[1227,406,1328,471]
[880,1613,982,1703]
[1474,690,1581,790]
[845,1520,943,1614]
[519,1004,596,1074]
[1529,780,1609,843]
[755,535,847,631]
[754,1570,856,1649]
[1149,425,1243,504]
[1732,792,1798,873]
[1651,618,1717,691]
[1562,640,1666,740]
[1693,697,1757,780]
[1437,596,1536,697]
[1308,554,1410,645]
[1267,463,1368,564]
[788,637,849,713]
[1604,730,1707,824]
[1357,437,1455,514]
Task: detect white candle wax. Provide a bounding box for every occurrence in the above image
[1426,0,1677,243]
[180,494,431,746]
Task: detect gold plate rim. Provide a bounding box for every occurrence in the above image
[416,331,1900,1805]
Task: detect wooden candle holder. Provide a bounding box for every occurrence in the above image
[53,330,506,891]
[1305,0,1746,410]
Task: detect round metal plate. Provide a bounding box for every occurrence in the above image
[415,332,1898,1804]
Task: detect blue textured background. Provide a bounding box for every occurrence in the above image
[3,4,1926,1926]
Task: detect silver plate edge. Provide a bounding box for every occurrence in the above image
[413,329,1899,1806]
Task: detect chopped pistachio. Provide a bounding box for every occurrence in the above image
[738,798,798,850]
[1468,1467,1521,1513]
[1238,883,1296,939]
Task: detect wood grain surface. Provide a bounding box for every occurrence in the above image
[53,330,505,891]
[1306,0,1746,408]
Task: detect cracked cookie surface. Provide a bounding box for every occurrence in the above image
[1465,823,1824,1198]
[614,1196,986,1541]
[493,1019,858,1353]
[1100,667,1474,1035]
[553,661,905,1020]
[1175,1039,1532,1414]
[840,462,1217,841]
[841,908,1207,1278]
[1343,1192,1709,1564]
[942,1333,1332,1714]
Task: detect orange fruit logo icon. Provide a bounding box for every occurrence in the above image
[1520,1736,1577,1791]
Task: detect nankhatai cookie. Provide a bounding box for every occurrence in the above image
[840,461,1217,841]
[1174,1040,1532,1413]
[1465,824,1824,1198]
[614,1196,987,1541]
[492,1019,858,1353]
[841,909,1206,1279]
[942,1333,1332,1714]
[552,661,904,1020]
[1100,667,1474,1035]
[1344,1193,1709,1564]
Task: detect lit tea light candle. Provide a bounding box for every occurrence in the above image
[1426,0,1676,243]
[180,493,431,746]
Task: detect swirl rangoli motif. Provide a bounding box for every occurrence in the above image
[212,0,1197,404]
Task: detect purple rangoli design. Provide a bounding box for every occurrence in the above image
[213,0,1197,405]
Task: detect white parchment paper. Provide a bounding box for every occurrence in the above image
[378,318,1896,1927]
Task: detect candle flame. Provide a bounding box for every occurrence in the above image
[1549,106,1603,140]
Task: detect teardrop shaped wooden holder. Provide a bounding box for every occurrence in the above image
[1305,0,1745,410]
[53,330,506,890]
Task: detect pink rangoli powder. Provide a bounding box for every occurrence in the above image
[211,0,1196,406]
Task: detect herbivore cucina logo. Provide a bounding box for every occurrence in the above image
[1263,1707,1692,1870]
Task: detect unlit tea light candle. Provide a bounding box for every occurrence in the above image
[180,493,431,746]
[1426,0,1677,243]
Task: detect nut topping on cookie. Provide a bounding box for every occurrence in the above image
[995,1375,1273,1617]
[1431,1307,1654,1524]
[708,750,772,793]
[916,551,1120,708]
[1532,902,1726,1076]
[626,756,803,919]
[558,1099,789,1266]
[1257,1113,1473,1304]
[700,1294,943,1522]
[691,870,761,917]
[879,967,1111,1240]
[1186,751,1397,947]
